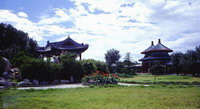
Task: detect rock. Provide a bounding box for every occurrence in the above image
[3,72,10,80]
[17,81,32,87]
[70,76,74,83]
[0,77,6,86]
[61,80,70,84]
[3,81,11,88]
[33,80,39,86]
[2,57,12,72]
[23,79,30,82]
[40,81,49,85]
[10,82,17,87]
[52,80,60,84]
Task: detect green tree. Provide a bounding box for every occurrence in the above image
[105,49,121,65]
[60,52,84,82]
[0,23,38,59]
[0,56,5,76]
[171,52,184,74]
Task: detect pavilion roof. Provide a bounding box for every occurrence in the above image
[141,39,173,54]
[141,41,154,54]
[36,36,89,54]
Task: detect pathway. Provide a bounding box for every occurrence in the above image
[17,83,150,90]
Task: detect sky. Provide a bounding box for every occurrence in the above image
[0,0,200,62]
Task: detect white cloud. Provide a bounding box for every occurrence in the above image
[38,8,71,25]
[1,0,200,61]
[18,12,28,18]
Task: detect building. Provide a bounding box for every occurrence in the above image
[36,36,89,61]
[139,39,173,73]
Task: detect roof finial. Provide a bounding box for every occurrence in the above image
[158,39,161,44]
[47,40,49,44]
[68,35,70,38]
[151,41,154,46]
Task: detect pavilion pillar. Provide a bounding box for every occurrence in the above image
[79,53,82,60]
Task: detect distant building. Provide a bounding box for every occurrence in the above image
[139,39,173,73]
[36,36,89,61]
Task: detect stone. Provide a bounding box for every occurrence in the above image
[0,77,6,86]
[61,80,70,84]
[17,81,32,87]
[10,82,17,87]
[33,80,39,86]
[40,81,49,85]
[3,81,11,88]
[23,79,30,82]
[3,72,10,80]
[52,80,60,84]
[70,76,74,83]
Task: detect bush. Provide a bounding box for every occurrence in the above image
[60,53,84,82]
[0,56,5,76]
[150,64,165,75]
[80,59,97,75]
[82,71,119,85]
[117,73,134,78]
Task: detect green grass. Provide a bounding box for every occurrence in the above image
[120,74,200,84]
[1,86,200,109]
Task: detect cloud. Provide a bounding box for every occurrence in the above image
[18,12,28,18]
[38,8,71,25]
[0,0,200,61]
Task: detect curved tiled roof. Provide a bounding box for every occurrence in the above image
[141,41,154,54]
[36,36,89,54]
[141,39,173,54]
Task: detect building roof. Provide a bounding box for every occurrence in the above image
[36,36,89,54]
[148,39,173,52]
[141,39,173,54]
[141,41,154,54]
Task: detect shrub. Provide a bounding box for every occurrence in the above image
[80,59,97,75]
[82,71,119,85]
[117,73,134,78]
[150,64,165,75]
[0,56,5,76]
[60,53,84,82]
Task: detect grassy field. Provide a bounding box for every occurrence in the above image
[120,74,200,84]
[1,85,200,109]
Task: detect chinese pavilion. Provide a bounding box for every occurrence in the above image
[139,39,173,73]
[36,36,89,61]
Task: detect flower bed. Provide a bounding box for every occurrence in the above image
[82,71,119,85]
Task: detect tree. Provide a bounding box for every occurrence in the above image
[150,64,165,83]
[0,56,5,76]
[105,49,121,65]
[105,49,121,73]
[60,52,84,82]
[171,52,184,74]
[0,23,38,59]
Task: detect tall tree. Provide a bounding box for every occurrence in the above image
[0,23,38,59]
[105,49,121,65]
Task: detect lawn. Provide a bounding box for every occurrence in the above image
[120,74,200,84]
[1,86,200,109]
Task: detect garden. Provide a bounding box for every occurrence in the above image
[1,23,200,109]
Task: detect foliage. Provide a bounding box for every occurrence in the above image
[80,59,97,75]
[1,86,200,109]
[171,52,183,74]
[0,23,38,59]
[117,73,134,78]
[60,53,84,82]
[150,64,165,75]
[93,60,109,73]
[82,71,119,85]
[0,56,5,76]
[171,46,200,76]
[105,48,121,65]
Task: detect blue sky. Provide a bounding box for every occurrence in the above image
[0,0,200,61]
